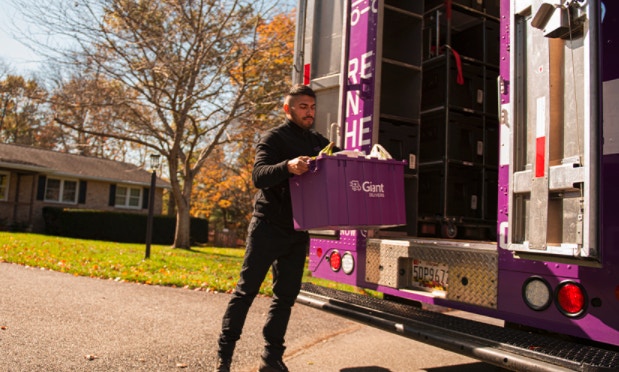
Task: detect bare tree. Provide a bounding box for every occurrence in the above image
[13,0,292,248]
[47,68,140,160]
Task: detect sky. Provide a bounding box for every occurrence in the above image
[0,0,299,76]
[0,0,44,74]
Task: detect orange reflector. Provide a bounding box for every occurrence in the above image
[556,282,586,317]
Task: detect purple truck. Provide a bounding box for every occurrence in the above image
[292,1,619,370]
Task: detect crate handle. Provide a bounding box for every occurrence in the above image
[308,158,319,173]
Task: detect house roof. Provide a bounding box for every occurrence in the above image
[0,143,170,188]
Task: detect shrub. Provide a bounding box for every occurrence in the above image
[42,207,208,245]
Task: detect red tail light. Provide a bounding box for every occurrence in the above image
[556,281,587,317]
[329,250,342,272]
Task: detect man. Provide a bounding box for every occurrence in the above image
[215,84,333,372]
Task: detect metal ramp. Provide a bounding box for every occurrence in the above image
[298,283,619,372]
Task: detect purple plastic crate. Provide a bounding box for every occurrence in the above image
[289,154,406,230]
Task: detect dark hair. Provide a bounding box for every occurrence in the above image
[287,84,316,99]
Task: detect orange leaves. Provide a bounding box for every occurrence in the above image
[192,146,254,234]
[229,10,295,90]
[256,12,296,65]
[0,74,50,146]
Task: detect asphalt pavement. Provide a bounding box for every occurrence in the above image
[0,262,509,371]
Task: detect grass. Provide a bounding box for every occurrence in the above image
[0,232,373,297]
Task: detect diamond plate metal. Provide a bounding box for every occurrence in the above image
[366,238,498,308]
[365,240,382,284]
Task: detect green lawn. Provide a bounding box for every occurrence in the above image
[0,232,370,296]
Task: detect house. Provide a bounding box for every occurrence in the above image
[0,143,170,232]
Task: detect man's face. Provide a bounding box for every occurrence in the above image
[286,95,316,130]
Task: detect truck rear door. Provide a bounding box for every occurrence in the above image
[506,0,600,260]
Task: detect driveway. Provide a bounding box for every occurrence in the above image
[0,262,507,371]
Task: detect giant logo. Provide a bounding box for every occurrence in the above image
[349,180,385,197]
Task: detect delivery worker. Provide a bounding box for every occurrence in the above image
[215,84,334,372]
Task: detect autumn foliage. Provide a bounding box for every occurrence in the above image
[2,2,296,248]
[191,145,254,233]
[192,11,295,243]
[0,75,50,147]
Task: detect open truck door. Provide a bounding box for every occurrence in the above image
[505,0,600,261]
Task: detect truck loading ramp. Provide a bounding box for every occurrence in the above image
[297,283,619,372]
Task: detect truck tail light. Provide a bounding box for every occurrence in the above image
[341,252,355,275]
[329,250,342,272]
[555,281,587,317]
[522,276,552,311]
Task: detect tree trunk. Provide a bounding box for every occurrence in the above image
[174,201,191,249]
[167,194,176,216]
[172,168,194,249]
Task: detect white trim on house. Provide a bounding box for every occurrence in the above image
[44,176,79,204]
[114,184,143,209]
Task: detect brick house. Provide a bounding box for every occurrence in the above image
[0,143,170,232]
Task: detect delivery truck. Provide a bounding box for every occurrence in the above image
[291,0,619,370]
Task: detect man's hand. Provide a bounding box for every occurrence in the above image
[287,156,311,175]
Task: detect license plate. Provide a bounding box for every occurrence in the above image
[411,259,449,292]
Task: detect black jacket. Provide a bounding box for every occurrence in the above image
[252,119,332,229]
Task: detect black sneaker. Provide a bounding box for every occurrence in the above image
[258,357,289,372]
[214,356,231,372]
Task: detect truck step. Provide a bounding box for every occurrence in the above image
[298,283,619,372]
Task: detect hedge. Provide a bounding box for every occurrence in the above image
[42,207,208,245]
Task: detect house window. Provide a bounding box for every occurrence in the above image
[45,177,78,204]
[0,172,9,201]
[115,186,142,208]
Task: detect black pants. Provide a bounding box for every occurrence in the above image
[217,217,308,361]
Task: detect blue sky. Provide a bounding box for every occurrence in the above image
[0,0,44,74]
[0,0,298,76]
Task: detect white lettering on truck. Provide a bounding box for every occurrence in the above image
[345,3,376,152]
